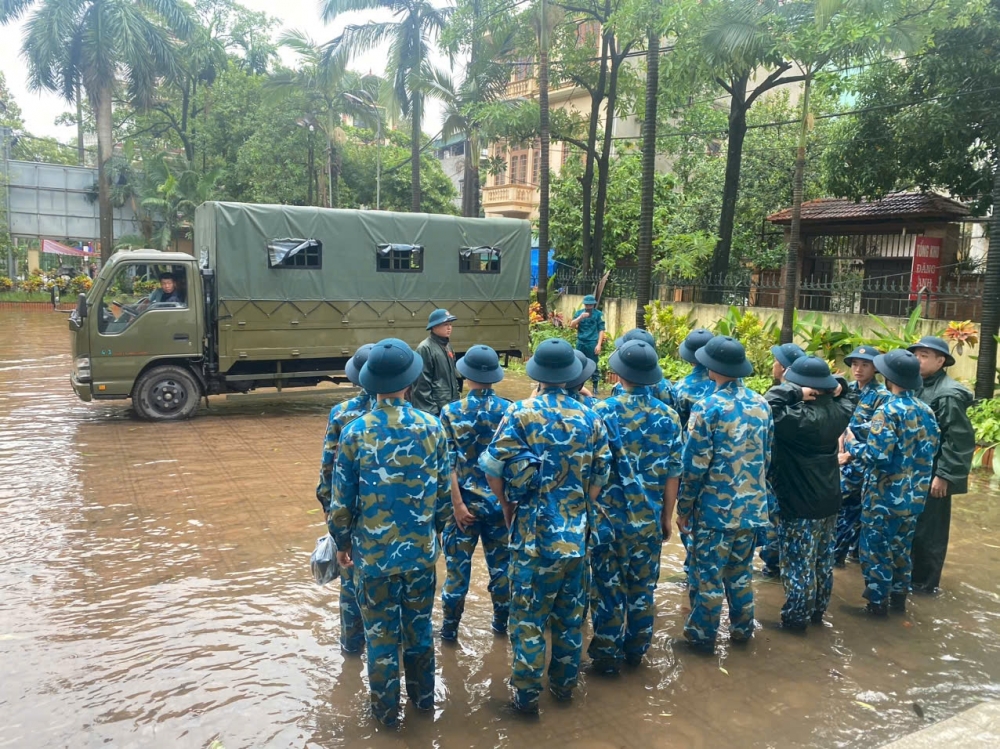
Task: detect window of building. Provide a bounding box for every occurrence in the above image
[459,246,501,274]
[376,243,423,272]
[267,238,322,269]
[512,57,533,82]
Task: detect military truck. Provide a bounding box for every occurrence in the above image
[69,202,531,420]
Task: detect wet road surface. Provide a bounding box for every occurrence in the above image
[2,310,999,748]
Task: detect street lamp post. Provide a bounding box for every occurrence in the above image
[343,93,383,210]
[295,117,317,206]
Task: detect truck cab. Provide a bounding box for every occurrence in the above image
[70,250,205,419]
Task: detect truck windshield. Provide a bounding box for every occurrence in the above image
[97,264,189,334]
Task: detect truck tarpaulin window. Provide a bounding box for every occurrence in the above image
[459,246,501,274]
[267,238,322,269]
[376,243,423,272]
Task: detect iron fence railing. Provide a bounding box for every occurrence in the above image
[553,268,986,322]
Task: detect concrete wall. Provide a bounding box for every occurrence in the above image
[555,293,979,384]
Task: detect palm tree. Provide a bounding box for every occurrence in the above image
[1,0,192,263]
[321,0,451,213]
[269,30,383,209]
[535,0,551,317]
[140,153,220,251]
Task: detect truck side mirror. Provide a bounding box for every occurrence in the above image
[77,292,88,320]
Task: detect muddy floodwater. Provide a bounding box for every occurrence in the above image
[2,310,999,749]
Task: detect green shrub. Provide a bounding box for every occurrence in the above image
[970,399,1000,446]
[713,306,777,377]
[529,321,575,352]
[744,374,774,395]
[68,275,93,294]
[644,301,693,358]
[19,276,45,293]
[0,276,12,292]
[660,357,693,382]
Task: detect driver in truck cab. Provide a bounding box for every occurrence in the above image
[148,272,183,305]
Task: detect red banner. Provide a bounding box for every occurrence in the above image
[41,239,92,257]
[910,236,942,300]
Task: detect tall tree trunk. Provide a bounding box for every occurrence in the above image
[580,32,610,274]
[331,144,341,208]
[411,96,422,212]
[536,0,550,318]
[707,72,749,301]
[593,43,626,278]
[75,82,85,166]
[94,84,114,263]
[780,75,811,344]
[462,138,477,217]
[636,25,659,330]
[975,157,1000,399]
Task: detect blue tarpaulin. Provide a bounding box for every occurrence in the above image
[530,247,556,287]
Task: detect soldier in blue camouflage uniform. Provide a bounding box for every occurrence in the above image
[677,336,772,652]
[672,328,716,575]
[329,338,452,727]
[857,349,940,615]
[835,346,889,567]
[316,344,374,654]
[567,350,600,408]
[481,338,611,713]
[589,340,683,672]
[757,342,807,577]
[610,329,675,407]
[438,345,512,641]
[569,294,606,392]
[673,328,716,429]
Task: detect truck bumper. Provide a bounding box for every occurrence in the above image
[70,374,93,402]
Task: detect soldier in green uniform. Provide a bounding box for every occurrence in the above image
[412,308,461,415]
[329,338,453,727]
[569,294,606,393]
[316,343,374,654]
[438,345,512,641]
[907,336,975,593]
[678,336,773,652]
[481,338,612,714]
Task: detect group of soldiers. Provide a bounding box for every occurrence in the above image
[315,305,975,727]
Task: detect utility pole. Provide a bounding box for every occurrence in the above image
[1,125,14,278]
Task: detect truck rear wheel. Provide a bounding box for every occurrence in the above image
[133,365,201,421]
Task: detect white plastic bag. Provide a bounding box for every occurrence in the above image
[310,534,340,585]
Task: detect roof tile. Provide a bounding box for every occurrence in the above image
[767,191,969,224]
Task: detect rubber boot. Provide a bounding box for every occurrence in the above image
[889,593,907,613]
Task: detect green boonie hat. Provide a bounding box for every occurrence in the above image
[874,349,923,391]
[345,343,375,387]
[679,328,714,364]
[567,350,598,390]
[359,338,424,393]
[784,356,838,391]
[582,294,597,305]
[456,345,505,384]
[614,328,655,349]
[771,342,806,369]
[696,335,753,378]
[907,336,956,367]
[609,340,662,386]
[844,345,880,366]
[526,338,583,384]
[427,308,458,330]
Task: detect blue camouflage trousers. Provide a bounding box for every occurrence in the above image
[777,515,837,626]
[357,566,436,726]
[834,490,863,564]
[441,507,510,629]
[339,565,365,652]
[860,513,917,606]
[509,553,587,707]
[685,527,756,646]
[588,536,662,666]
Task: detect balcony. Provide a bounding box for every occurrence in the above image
[504,77,538,100]
[482,184,539,218]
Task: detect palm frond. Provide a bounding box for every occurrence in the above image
[320,0,392,24]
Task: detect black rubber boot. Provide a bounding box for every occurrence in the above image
[889,593,907,612]
[865,601,889,617]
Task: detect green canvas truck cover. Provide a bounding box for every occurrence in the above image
[196,202,530,302]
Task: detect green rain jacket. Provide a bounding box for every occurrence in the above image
[411,334,461,416]
[916,369,975,495]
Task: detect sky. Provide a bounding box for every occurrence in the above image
[0,1,447,143]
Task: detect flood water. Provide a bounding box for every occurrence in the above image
[1,310,999,748]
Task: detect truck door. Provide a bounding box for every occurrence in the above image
[90,261,201,397]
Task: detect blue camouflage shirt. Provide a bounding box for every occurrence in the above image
[330,398,452,579]
[611,378,676,410]
[859,391,940,517]
[316,391,375,512]
[596,387,683,540]
[481,388,612,558]
[678,381,773,530]
[673,364,716,428]
[842,379,890,491]
[439,388,511,518]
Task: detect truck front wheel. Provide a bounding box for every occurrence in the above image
[133,365,201,421]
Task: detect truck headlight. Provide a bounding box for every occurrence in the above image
[74,356,91,383]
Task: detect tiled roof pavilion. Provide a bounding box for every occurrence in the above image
[767,191,970,225]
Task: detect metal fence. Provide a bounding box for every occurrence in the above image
[554,268,986,321]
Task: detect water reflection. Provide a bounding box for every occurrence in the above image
[1,311,998,748]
